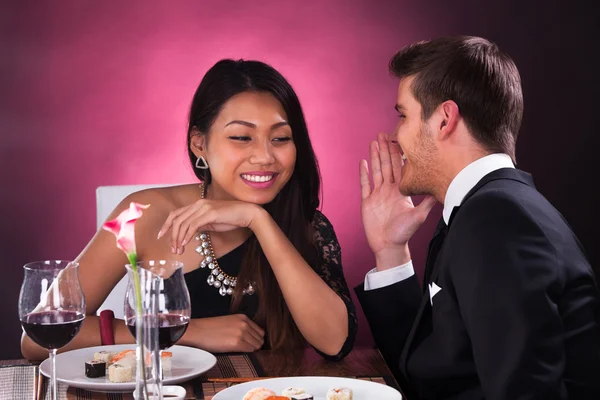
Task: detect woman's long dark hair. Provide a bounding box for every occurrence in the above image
[187,59,321,349]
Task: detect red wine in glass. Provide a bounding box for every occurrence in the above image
[127,314,189,350]
[18,261,85,400]
[125,260,190,396]
[22,310,84,349]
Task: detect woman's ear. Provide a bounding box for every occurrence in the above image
[189,127,207,157]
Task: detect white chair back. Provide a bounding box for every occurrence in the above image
[95,184,175,318]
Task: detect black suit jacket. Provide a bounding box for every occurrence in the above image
[356,169,600,399]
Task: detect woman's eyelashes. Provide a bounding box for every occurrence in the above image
[228,136,251,141]
[227,135,292,143]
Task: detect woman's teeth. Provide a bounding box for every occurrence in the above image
[242,174,274,182]
[402,154,407,161]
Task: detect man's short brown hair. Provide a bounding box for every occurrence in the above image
[390,36,523,162]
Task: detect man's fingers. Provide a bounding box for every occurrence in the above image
[416,195,438,222]
[389,140,403,184]
[378,133,393,183]
[369,141,383,188]
[359,160,371,200]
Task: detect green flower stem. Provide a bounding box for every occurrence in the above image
[128,253,149,400]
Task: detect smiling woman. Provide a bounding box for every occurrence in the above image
[189,89,297,205]
[20,59,358,362]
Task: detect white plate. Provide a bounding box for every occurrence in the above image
[212,376,403,399]
[40,344,216,392]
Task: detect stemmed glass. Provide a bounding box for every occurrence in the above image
[125,260,191,398]
[19,261,85,400]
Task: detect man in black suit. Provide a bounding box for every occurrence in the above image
[356,36,600,399]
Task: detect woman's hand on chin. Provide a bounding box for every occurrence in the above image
[157,200,265,254]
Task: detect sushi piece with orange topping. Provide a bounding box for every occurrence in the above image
[242,388,277,400]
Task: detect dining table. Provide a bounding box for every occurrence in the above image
[0,346,404,399]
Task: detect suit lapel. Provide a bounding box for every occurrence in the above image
[399,218,447,375]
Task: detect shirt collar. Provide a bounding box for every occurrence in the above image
[443,153,515,224]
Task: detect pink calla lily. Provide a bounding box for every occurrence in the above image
[101,201,152,396]
[102,202,150,257]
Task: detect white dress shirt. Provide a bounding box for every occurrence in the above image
[364,153,515,291]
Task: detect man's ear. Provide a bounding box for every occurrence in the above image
[437,100,460,141]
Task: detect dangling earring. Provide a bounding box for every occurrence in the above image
[195,155,209,169]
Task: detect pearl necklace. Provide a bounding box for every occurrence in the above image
[194,184,255,297]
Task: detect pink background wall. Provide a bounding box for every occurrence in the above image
[1,0,594,359]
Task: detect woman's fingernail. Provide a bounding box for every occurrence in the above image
[181,238,188,247]
[171,246,176,254]
[157,230,163,239]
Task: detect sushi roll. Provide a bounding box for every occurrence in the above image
[110,350,136,372]
[291,395,313,400]
[93,350,116,364]
[107,363,133,383]
[281,387,305,397]
[143,351,173,372]
[326,387,353,400]
[242,388,277,400]
[110,349,135,364]
[84,360,106,378]
[107,349,136,383]
[161,351,172,372]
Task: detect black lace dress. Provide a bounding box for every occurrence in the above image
[184,210,358,360]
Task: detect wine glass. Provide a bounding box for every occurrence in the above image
[19,261,85,400]
[125,260,191,378]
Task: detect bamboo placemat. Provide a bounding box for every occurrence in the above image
[0,354,259,400]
